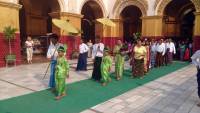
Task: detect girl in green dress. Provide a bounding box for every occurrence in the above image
[114,40,125,80]
[55,46,69,100]
[101,48,112,86]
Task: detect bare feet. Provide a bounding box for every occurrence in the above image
[102,83,107,86]
[55,96,62,100]
[61,93,67,97]
[140,76,144,79]
[116,77,121,81]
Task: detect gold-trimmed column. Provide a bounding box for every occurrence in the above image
[0,1,21,32]
[0,1,22,67]
[141,15,163,39]
[193,12,200,51]
[110,19,123,38]
[102,19,123,50]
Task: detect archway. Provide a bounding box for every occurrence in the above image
[19,0,60,63]
[81,1,104,42]
[120,6,142,43]
[163,0,195,42]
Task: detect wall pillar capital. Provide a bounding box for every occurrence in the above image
[0,1,22,10]
[49,12,83,19]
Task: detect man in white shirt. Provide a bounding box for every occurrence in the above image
[47,34,61,89]
[163,39,169,66]
[167,39,176,64]
[156,39,165,67]
[76,39,89,71]
[91,36,104,81]
[191,50,200,107]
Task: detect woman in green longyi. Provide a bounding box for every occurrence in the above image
[114,40,125,80]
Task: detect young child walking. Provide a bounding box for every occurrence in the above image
[55,46,69,100]
[101,48,112,86]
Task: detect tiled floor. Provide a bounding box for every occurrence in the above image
[0,59,93,100]
[82,65,200,113]
[0,60,199,113]
[0,58,120,100]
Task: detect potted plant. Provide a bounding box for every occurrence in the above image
[3,26,17,66]
[71,49,79,59]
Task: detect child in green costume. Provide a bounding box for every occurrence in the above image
[55,46,69,100]
[101,48,112,86]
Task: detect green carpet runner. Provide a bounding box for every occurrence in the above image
[0,62,188,113]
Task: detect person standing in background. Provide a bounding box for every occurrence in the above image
[76,39,89,71]
[113,40,125,80]
[189,41,193,58]
[179,41,186,61]
[87,40,93,58]
[150,39,157,68]
[144,40,150,73]
[167,39,176,64]
[25,36,34,64]
[156,39,165,67]
[164,39,169,66]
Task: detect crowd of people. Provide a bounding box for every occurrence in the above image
[45,34,200,108]
[63,36,194,81]
[46,34,181,100]
[17,32,199,106]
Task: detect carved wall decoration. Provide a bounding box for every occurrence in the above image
[79,0,107,17]
[156,0,200,15]
[112,0,148,18]
[18,0,64,12]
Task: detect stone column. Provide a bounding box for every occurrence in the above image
[102,19,123,50]
[0,1,22,67]
[193,12,200,51]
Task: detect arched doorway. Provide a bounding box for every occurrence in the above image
[19,0,60,63]
[81,1,103,42]
[163,0,195,42]
[120,6,142,43]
